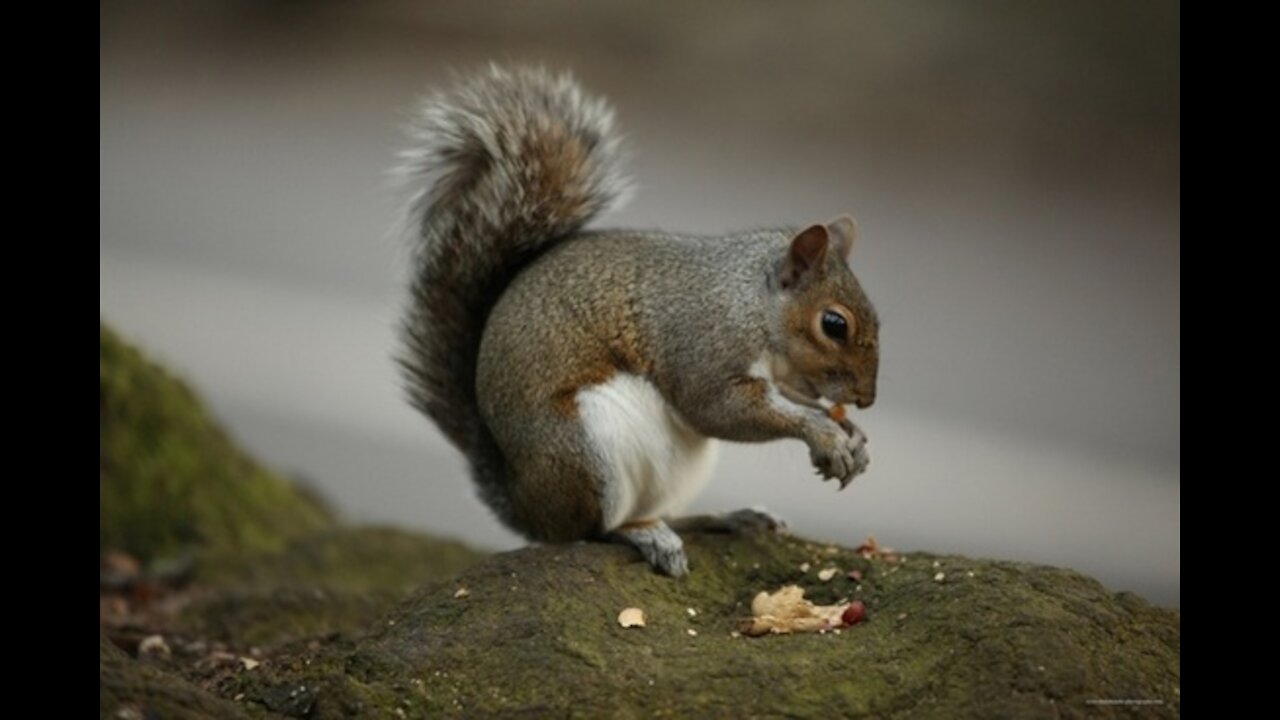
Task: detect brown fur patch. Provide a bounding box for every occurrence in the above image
[775,254,880,407]
[731,375,769,400]
[606,324,654,377]
[552,362,617,417]
[781,287,833,380]
[525,123,588,223]
[550,304,654,417]
[508,452,604,541]
[617,518,659,531]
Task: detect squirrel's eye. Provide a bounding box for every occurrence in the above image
[821,310,848,342]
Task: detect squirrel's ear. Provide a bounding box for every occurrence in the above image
[779,224,830,290]
[827,215,858,261]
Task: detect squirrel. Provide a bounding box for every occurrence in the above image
[397,66,879,577]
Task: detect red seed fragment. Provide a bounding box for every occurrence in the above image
[847,569,863,582]
[841,601,867,626]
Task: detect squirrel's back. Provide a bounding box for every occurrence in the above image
[397,66,630,518]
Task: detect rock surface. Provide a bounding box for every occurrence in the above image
[231,531,1180,719]
[101,633,255,720]
[99,325,1179,718]
[100,323,487,718]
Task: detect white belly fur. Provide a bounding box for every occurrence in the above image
[576,374,719,530]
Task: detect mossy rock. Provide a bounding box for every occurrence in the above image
[197,526,483,593]
[102,525,487,717]
[98,323,1178,717]
[231,531,1180,719]
[100,322,332,563]
[182,527,487,649]
[100,633,261,720]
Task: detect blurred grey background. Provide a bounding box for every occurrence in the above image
[100,1,1179,604]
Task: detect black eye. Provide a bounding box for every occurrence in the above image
[821,310,848,342]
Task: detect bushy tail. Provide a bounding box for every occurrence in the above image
[397,65,629,515]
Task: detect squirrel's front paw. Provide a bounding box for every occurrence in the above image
[809,425,869,489]
[844,430,870,488]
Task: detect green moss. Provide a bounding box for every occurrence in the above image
[234,532,1180,718]
[198,526,484,593]
[180,527,487,649]
[100,322,332,562]
[178,587,396,649]
[100,633,265,719]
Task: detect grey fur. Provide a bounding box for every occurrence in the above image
[608,521,689,577]
[669,508,790,535]
[475,228,876,542]
[399,66,880,574]
[397,66,631,525]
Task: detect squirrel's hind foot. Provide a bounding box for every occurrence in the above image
[608,520,689,577]
[669,508,789,536]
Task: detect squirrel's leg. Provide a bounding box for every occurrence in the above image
[503,446,607,543]
[607,519,689,577]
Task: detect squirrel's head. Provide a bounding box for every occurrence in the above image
[771,216,879,410]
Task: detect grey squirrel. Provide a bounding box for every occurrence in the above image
[398,66,879,576]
